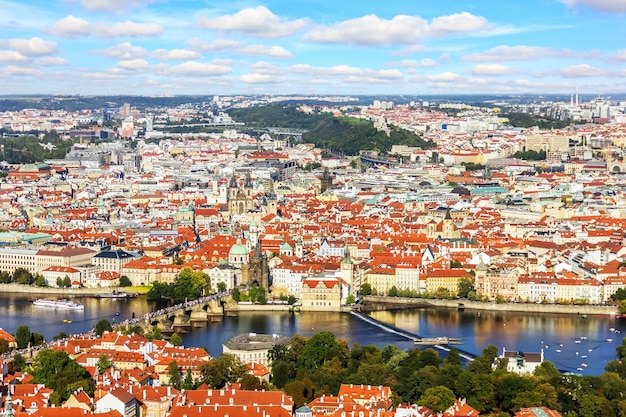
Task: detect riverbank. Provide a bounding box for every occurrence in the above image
[0,283,151,296]
[363,296,619,316]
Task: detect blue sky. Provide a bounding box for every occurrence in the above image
[1,0,625,96]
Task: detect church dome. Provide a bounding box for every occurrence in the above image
[229,238,248,256]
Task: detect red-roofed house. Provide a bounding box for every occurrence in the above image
[301,277,342,311]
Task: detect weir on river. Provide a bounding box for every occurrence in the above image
[350,311,477,361]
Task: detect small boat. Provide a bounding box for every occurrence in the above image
[581,363,588,367]
[580,336,587,340]
[581,355,587,359]
[610,327,615,332]
[556,349,562,353]
[575,340,581,344]
[608,338,614,342]
[577,367,583,371]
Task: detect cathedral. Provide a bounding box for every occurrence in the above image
[227,173,255,217]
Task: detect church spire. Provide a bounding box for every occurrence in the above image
[3,387,14,417]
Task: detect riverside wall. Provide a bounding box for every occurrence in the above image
[0,283,127,296]
[363,296,619,316]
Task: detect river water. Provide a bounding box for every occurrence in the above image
[1,293,623,376]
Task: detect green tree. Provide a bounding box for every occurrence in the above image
[183,368,196,390]
[119,275,132,287]
[240,373,264,390]
[30,349,94,401]
[360,283,372,296]
[173,268,210,302]
[168,360,182,389]
[145,325,162,341]
[56,277,63,288]
[10,354,26,372]
[457,278,475,298]
[300,331,347,370]
[388,286,398,297]
[249,286,267,304]
[419,386,456,413]
[346,294,356,304]
[13,267,33,285]
[96,355,112,374]
[15,325,31,349]
[200,354,247,388]
[169,333,183,346]
[232,287,241,302]
[216,281,227,293]
[62,275,71,288]
[0,339,8,354]
[271,360,295,388]
[95,319,113,337]
[35,274,46,287]
[288,295,297,305]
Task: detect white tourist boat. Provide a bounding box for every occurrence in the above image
[32,298,84,310]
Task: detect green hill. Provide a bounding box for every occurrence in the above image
[228,104,435,156]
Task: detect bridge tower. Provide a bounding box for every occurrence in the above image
[242,242,269,290]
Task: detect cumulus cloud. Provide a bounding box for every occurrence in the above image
[237,45,292,59]
[163,61,232,76]
[0,37,58,57]
[115,59,151,71]
[559,0,626,13]
[151,49,202,61]
[93,21,163,38]
[38,57,70,66]
[47,15,91,38]
[197,6,309,38]
[607,50,626,63]
[303,14,428,46]
[240,73,282,84]
[559,64,609,77]
[303,12,488,46]
[1,65,40,76]
[463,45,600,62]
[80,0,159,13]
[386,58,439,68]
[92,43,149,60]
[0,50,30,63]
[429,12,490,35]
[187,38,244,53]
[428,72,462,82]
[472,64,518,75]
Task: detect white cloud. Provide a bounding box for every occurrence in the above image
[303,14,428,46]
[92,42,149,59]
[197,6,309,38]
[607,50,626,63]
[37,56,70,66]
[559,64,609,77]
[1,65,40,76]
[0,50,30,63]
[115,59,150,71]
[472,64,518,75]
[428,72,462,82]
[46,15,91,38]
[93,21,163,38]
[249,61,280,75]
[385,58,439,68]
[237,45,293,59]
[303,12,489,46]
[0,37,58,57]
[151,49,202,61]
[463,45,599,61]
[80,0,159,13]
[559,0,626,13]
[240,73,282,84]
[429,12,490,35]
[164,61,232,76]
[187,38,244,53]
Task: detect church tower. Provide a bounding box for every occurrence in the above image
[341,245,354,288]
[244,242,269,290]
[319,168,333,194]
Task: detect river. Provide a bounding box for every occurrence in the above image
[1,293,623,376]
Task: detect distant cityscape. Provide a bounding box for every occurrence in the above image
[2,93,626,417]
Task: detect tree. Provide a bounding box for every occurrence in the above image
[0,338,9,354]
[360,283,372,296]
[95,319,113,337]
[183,369,196,390]
[419,386,456,413]
[30,349,94,401]
[200,354,247,388]
[15,325,31,349]
[62,275,71,288]
[249,286,267,304]
[240,373,264,390]
[346,294,356,304]
[35,274,46,287]
[14,267,33,285]
[300,331,347,370]
[10,354,26,372]
[388,286,398,297]
[216,281,227,293]
[56,277,64,288]
[168,361,182,389]
[232,287,241,302]
[119,275,132,287]
[169,333,183,346]
[457,278,475,298]
[96,355,112,374]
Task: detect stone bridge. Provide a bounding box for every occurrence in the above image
[136,293,238,335]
